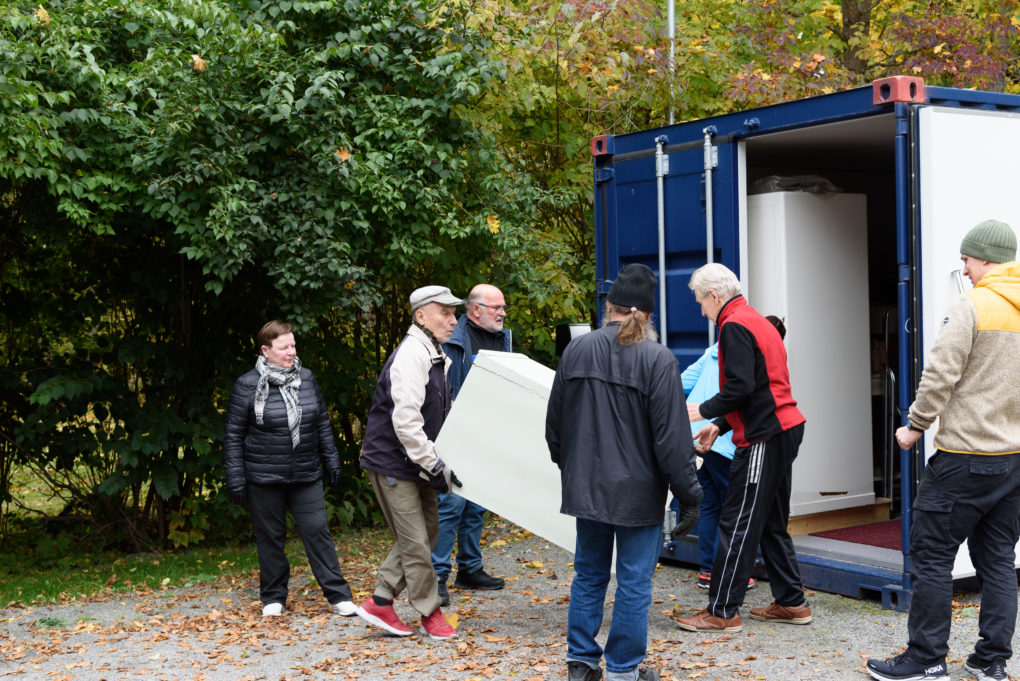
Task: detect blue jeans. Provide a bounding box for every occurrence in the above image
[695,449,733,573]
[431,492,486,579]
[567,518,662,678]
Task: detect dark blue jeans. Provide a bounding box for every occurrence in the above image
[567,518,662,678]
[695,449,733,573]
[906,451,1020,664]
[431,492,486,579]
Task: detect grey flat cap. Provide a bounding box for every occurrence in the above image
[409,285,464,312]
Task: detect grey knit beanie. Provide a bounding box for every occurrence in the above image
[960,219,1016,263]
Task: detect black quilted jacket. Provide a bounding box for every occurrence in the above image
[223,367,341,491]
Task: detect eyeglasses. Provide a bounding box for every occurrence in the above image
[475,302,509,313]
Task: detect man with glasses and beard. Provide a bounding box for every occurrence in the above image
[432,284,512,606]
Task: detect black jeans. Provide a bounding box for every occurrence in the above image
[907,451,1020,664]
[248,481,352,606]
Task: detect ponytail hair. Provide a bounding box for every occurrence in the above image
[604,302,657,346]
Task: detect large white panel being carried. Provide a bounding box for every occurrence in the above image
[434,351,577,554]
[746,192,875,517]
[916,106,1020,579]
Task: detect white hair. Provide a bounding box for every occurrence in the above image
[688,263,742,299]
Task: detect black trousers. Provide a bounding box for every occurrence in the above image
[906,451,1020,665]
[248,481,352,606]
[708,423,806,619]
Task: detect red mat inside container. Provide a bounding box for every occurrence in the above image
[810,518,902,551]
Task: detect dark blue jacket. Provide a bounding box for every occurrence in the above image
[443,314,512,399]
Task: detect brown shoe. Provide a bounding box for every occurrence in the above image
[676,609,742,632]
[748,602,812,624]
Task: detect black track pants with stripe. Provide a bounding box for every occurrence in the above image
[708,423,806,619]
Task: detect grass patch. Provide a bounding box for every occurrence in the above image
[0,542,264,607]
[6,465,68,518]
[34,616,67,628]
[0,523,396,608]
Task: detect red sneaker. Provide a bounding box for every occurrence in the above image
[355,599,413,636]
[421,607,457,640]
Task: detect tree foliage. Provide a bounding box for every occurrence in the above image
[3,0,1019,553]
[0,0,555,549]
[716,0,1020,106]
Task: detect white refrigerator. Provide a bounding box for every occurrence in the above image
[746,191,875,517]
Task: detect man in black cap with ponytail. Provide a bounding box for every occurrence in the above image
[546,263,703,681]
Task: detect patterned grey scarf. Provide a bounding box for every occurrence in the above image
[254,355,302,448]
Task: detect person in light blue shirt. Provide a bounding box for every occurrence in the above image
[680,342,737,588]
[680,315,785,589]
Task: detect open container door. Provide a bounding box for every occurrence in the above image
[593,133,741,369]
[914,105,1020,579]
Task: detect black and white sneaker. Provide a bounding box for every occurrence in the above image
[964,655,1007,681]
[866,652,948,681]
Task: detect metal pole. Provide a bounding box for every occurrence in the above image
[703,126,717,344]
[655,135,669,346]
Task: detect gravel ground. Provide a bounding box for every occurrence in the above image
[1,525,1014,681]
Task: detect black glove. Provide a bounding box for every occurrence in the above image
[420,459,462,494]
[228,488,247,508]
[326,467,341,487]
[672,503,699,539]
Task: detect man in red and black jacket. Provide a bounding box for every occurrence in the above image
[676,263,810,633]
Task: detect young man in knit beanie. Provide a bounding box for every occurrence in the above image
[867,219,1019,681]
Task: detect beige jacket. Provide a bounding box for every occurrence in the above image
[908,262,1020,455]
[387,325,449,472]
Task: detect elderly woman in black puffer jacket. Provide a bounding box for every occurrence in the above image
[224,320,355,618]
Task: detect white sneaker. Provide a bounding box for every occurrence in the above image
[262,602,284,617]
[331,600,357,617]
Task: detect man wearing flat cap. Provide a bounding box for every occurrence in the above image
[546,263,702,681]
[357,285,465,641]
[867,220,1020,681]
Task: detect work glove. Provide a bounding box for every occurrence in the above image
[326,466,341,487]
[420,459,462,495]
[671,503,699,540]
[228,488,248,508]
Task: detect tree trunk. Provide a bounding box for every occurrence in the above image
[841,0,872,75]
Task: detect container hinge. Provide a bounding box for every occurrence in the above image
[657,153,669,177]
[594,167,615,184]
[703,126,718,170]
[655,135,669,177]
